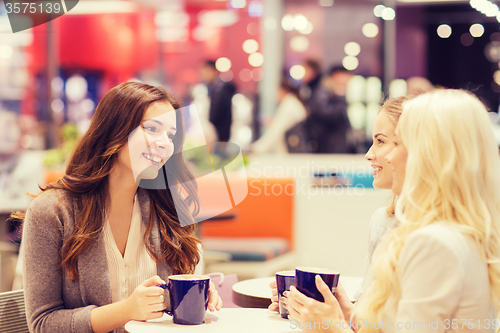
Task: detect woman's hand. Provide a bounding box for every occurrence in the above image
[269,280,279,312]
[124,275,166,321]
[207,281,223,311]
[334,282,356,323]
[285,275,353,333]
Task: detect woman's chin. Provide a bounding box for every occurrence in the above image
[135,166,162,182]
[372,179,392,190]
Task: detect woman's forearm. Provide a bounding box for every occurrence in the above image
[90,299,130,333]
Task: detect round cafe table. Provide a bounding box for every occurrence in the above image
[232,275,363,308]
[124,308,292,333]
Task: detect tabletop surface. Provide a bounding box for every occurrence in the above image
[232,275,363,303]
[125,308,294,333]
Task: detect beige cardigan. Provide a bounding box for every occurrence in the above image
[22,189,175,333]
[359,222,494,333]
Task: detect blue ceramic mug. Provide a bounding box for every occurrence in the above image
[159,274,210,325]
[276,270,295,319]
[295,267,339,302]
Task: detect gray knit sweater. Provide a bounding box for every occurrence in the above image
[22,188,175,333]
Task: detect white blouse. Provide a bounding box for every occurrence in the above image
[103,196,204,332]
[102,197,157,304]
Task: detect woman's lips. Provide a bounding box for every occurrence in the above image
[372,165,382,176]
[142,153,163,165]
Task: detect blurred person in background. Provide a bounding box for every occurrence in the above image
[199,60,236,142]
[292,59,323,153]
[299,59,323,103]
[251,78,307,154]
[307,65,352,154]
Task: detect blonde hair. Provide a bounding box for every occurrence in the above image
[358,89,500,332]
[378,95,415,217]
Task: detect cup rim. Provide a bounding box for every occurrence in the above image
[169,274,211,281]
[295,267,339,275]
[276,270,295,277]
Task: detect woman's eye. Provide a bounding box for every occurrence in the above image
[168,133,175,140]
[144,125,157,133]
[377,139,384,144]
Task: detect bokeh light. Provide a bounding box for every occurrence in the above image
[248,1,263,17]
[362,23,379,38]
[230,0,246,9]
[319,0,334,6]
[290,65,305,80]
[281,14,294,31]
[66,75,88,102]
[470,23,484,37]
[381,7,395,21]
[373,4,385,17]
[51,77,64,93]
[243,39,259,54]
[293,14,308,31]
[344,42,361,56]
[215,57,232,72]
[342,56,359,70]
[51,99,65,113]
[290,36,309,52]
[437,24,452,38]
[493,70,500,85]
[248,52,264,67]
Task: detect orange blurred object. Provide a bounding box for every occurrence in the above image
[200,177,295,249]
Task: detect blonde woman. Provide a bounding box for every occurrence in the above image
[286,89,500,332]
[269,96,411,314]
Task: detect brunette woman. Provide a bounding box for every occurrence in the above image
[18,82,222,333]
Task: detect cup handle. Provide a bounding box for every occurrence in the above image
[206,272,225,286]
[158,283,172,316]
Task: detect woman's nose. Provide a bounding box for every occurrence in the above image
[365,146,374,161]
[155,132,172,149]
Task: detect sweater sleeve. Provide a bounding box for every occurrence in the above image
[22,193,96,333]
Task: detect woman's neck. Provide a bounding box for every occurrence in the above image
[107,166,138,211]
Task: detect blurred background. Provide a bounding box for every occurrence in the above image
[2,0,500,154]
[2,0,500,291]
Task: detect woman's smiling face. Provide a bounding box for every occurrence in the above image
[117,102,177,184]
[365,110,397,190]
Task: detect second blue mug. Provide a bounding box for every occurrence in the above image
[295,267,340,303]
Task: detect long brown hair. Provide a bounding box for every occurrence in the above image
[14,82,201,282]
